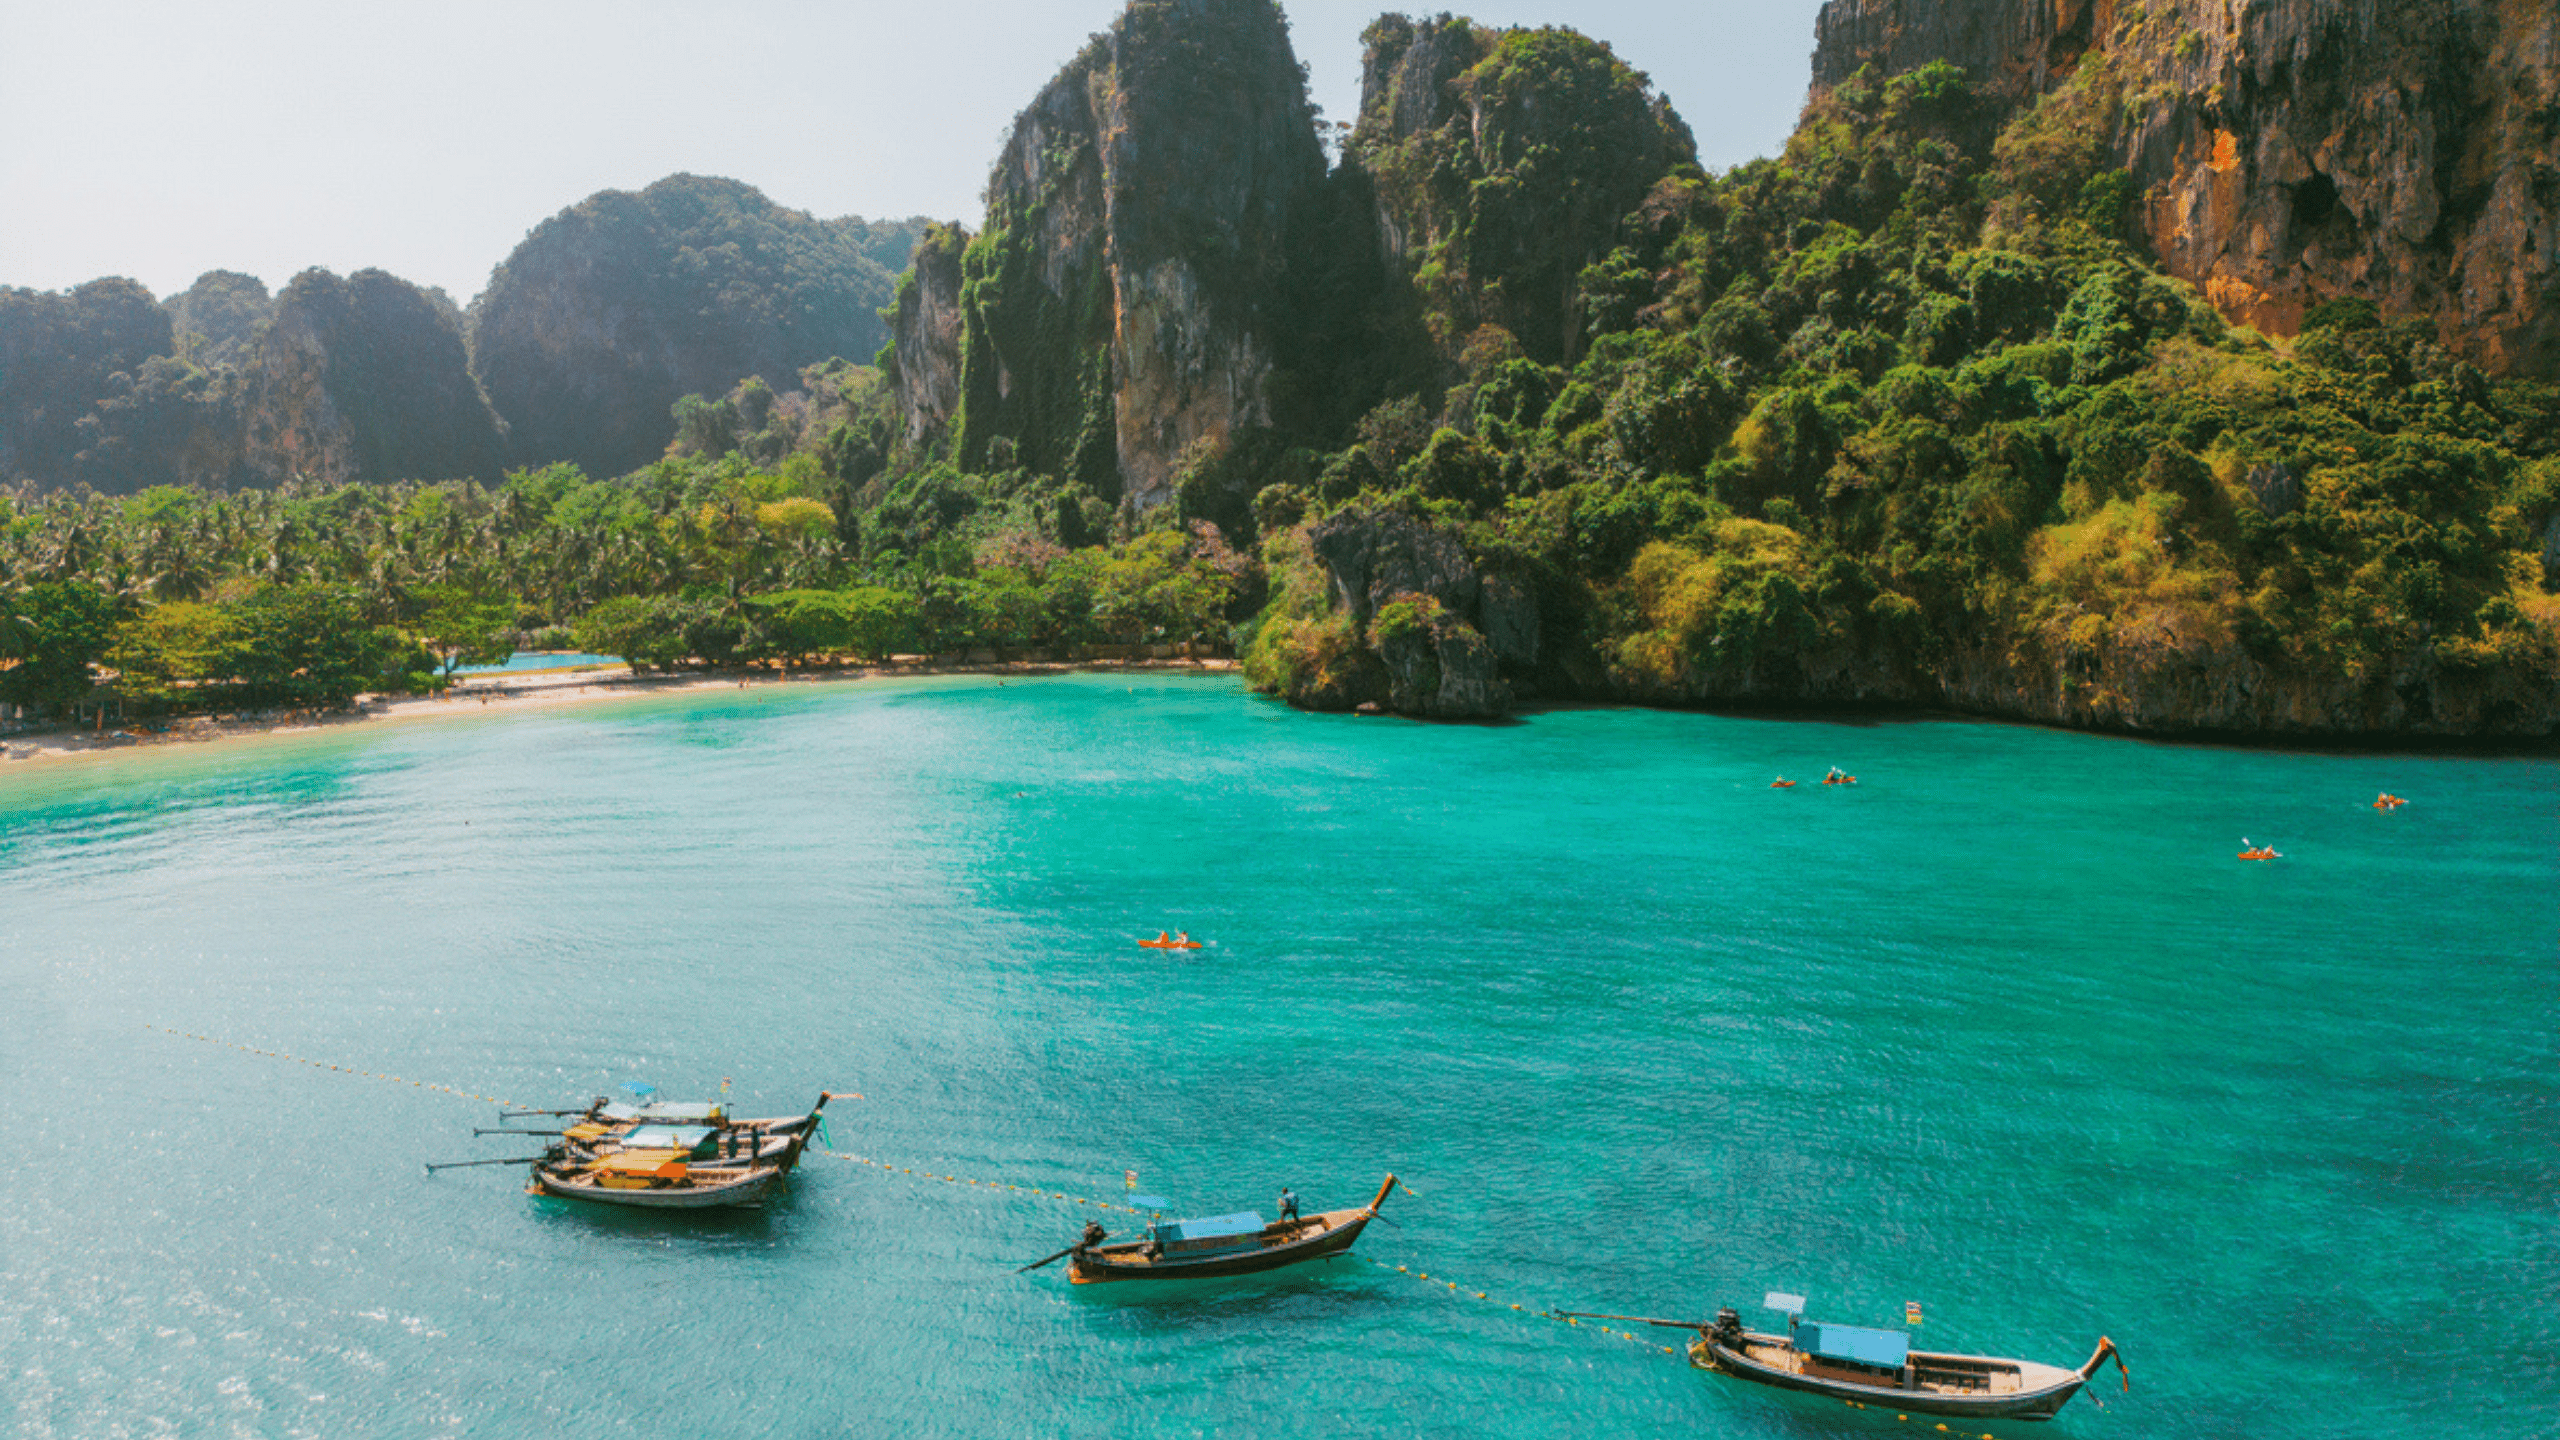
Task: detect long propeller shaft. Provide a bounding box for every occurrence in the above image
[1552,1310,1706,1329]
[426,1154,551,1173]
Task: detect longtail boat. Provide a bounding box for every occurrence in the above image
[558,1091,842,1172]
[1683,1296,2126,1421]
[562,1121,800,1168]
[528,1150,788,1209]
[1064,1175,1397,1284]
[529,1103,829,1211]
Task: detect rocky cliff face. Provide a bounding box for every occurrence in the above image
[1810,0,2560,376]
[1284,505,2553,736]
[471,175,929,478]
[885,224,970,445]
[1352,15,1696,366]
[914,0,1326,508]
[0,278,174,486]
[165,271,273,370]
[1601,624,2559,740]
[1283,508,1543,719]
[242,268,504,486]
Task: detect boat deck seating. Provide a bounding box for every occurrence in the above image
[1797,1354,1907,1388]
[1913,1358,2021,1394]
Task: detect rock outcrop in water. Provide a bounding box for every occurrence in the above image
[1808,0,2560,376]
[887,0,1327,509]
[1296,507,1536,718]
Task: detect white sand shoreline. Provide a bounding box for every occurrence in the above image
[0,656,1240,771]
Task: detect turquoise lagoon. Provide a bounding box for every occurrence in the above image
[0,674,2550,1438]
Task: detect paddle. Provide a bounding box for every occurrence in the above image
[1552,1310,1709,1329]
[1017,1231,1125,1272]
[426,1154,552,1173]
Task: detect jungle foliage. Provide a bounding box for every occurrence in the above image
[1235,44,2560,713]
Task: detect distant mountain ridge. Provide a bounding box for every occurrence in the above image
[0,175,935,494]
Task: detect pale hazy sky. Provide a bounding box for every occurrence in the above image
[0,0,1830,305]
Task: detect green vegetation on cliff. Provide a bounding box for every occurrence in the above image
[471,174,931,479]
[1355,14,1695,365]
[1227,41,2560,733]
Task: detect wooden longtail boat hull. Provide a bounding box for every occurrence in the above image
[531,1162,785,1210]
[1068,1176,1395,1284]
[1690,1330,2115,1421]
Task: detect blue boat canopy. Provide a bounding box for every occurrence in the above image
[599,1101,725,1124]
[619,1124,718,1152]
[1155,1212,1264,1243]
[1800,1322,1910,1369]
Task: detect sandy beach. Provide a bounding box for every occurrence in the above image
[0,655,1240,770]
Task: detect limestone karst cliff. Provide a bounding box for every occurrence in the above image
[469,175,927,479]
[1236,7,2559,738]
[165,271,274,371]
[1351,14,1696,368]
[1809,0,2560,376]
[0,279,174,487]
[891,0,1328,510]
[885,224,971,447]
[241,268,505,487]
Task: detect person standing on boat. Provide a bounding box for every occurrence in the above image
[1277,1187,1299,1223]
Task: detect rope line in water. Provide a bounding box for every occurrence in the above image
[815,1150,1157,1215]
[147,1025,523,1109]
[1355,1256,2005,1436]
[1356,1255,1681,1355]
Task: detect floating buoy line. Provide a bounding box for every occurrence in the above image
[147,1024,525,1108]
[810,1148,1160,1216]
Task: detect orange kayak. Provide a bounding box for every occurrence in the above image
[1771,780,1796,789]
[2237,848,2281,861]
[1139,938,1204,950]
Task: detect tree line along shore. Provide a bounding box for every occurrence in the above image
[7,6,2559,741]
[0,456,1257,733]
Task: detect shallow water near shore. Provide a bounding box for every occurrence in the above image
[2,673,2551,1439]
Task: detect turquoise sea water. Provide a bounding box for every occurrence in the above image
[1,674,2550,1439]
[453,651,623,674]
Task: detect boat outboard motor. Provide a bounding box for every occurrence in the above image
[1711,1308,1744,1345]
